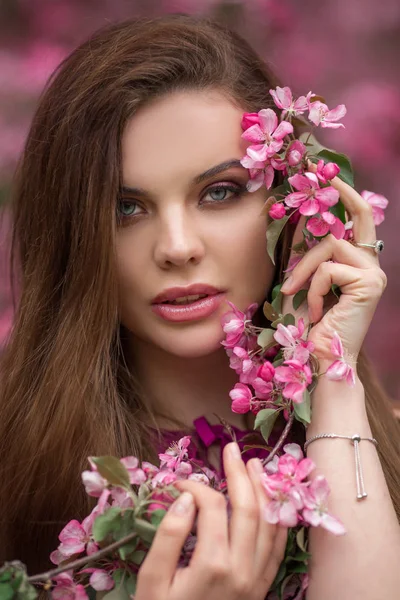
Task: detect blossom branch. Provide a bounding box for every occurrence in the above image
[262,409,295,466]
[28,530,139,584]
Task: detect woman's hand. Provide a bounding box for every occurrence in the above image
[135,442,287,600]
[280,171,387,367]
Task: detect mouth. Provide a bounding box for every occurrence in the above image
[151,285,226,322]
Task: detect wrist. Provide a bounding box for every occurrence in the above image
[307,370,370,440]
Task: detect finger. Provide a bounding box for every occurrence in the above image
[175,479,230,569]
[281,235,373,296]
[136,492,195,598]
[223,442,259,573]
[308,162,378,263]
[246,458,279,573]
[306,262,386,345]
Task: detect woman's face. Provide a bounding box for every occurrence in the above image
[117,89,274,358]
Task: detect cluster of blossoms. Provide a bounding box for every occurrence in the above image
[47,434,343,599]
[48,440,221,598]
[222,300,356,422]
[262,443,345,534]
[241,86,388,245]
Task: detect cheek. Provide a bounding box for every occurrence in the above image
[115,235,147,311]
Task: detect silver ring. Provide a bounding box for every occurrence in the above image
[354,240,384,254]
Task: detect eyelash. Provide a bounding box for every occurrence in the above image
[116,183,247,224]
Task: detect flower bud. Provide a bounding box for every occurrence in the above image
[269,202,286,220]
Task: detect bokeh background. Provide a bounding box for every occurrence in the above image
[0,0,399,409]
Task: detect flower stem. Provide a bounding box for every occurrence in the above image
[262,409,295,465]
[28,530,139,584]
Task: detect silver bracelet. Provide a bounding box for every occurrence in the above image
[304,433,378,501]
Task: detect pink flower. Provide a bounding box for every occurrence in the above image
[273,318,314,364]
[81,468,107,498]
[252,377,274,400]
[269,86,310,118]
[269,202,286,220]
[52,570,89,599]
[221,301,258,349]
[303,476,346,535]
[286,172,339,216]
[261,444,315,527]
[344,220,354,241]
[79,569,114,592]
[274,359,312,403]
[286,140,307,167]
[308,100,347,129]
[229,382,253,414]
[242,108,294,162]
[325,331,356,387]
[159,436,191,470]
[241,112,260,130]
[50,503,104,565]
[306,211,345,239]
[229,347,258,384]
[360,190,389,225]
[316,159,340,184]
[120,456,146,485]
[240,154,275,192]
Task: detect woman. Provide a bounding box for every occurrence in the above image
[0,14,399,600]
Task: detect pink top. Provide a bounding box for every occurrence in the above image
[153,415,302,479]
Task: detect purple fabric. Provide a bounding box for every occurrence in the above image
[152,415,287,479]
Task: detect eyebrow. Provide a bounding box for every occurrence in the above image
[121,158,245,196]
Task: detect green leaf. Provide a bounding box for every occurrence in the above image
[124,574,137,596]
[266,215,290,265]
[299,132,328,155]
[132,517,157,544]
[93,507,122,543]
[296,527,307,552]
[316,149,354,188]
[150,509,167,528]
[0,584,15,600]
[271,283,282,301]
[262,301,280,323]
[329,199,346,224]
[102,587,130,600]
[331,283,341,299]
[118,540,138,560]
[254,409,280,443]
[91,456,131,490]
[293,389,311,425]
[257,328,276,349]
[292,289,308,311]
[254,408,277,430]
[131,550,146,565]
[282,313,295,326]
[271,291,283,314]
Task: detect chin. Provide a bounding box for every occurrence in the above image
[158,325,226,358]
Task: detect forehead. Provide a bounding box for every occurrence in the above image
[121,90,247,189]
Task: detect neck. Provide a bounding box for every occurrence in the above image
[128,338,253,431]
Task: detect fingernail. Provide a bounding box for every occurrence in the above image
[228,442,242,460]
[249,458,264,474]
[281,276,293,293]
[171,492,193,515]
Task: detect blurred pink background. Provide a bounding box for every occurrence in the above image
[0,0,399,406]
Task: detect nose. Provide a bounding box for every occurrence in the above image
[153,204,205,269]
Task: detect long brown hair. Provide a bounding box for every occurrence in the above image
[0,14,399,576]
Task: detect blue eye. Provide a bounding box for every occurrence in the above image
[117,200,142,219]
[202,184,245,204]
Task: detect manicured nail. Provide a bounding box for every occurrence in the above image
[281,276,293,293]
[249,458,264,474]
[228,442,242,460]
[171,492,194,515]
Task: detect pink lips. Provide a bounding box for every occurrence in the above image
[151,284,225,323]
